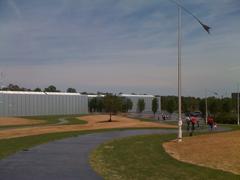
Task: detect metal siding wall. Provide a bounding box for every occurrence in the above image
[33,95,38,116]
[56,95,61,115]
[0,92,88,117]
[70,96,73,114]
[52,95,56,115]
[73,96,77,114]
[80,96,83,113]
[76,96,80,114]
[66,96,70,115]
[8,94,13,116]
[0,93,3,116]
[13,94,18,116]
[37,95,42,115]
[84,96,88,113]
[64,95,68,115]
[4,94,8,116]
[59,96,63,115]
[28,95,33,116]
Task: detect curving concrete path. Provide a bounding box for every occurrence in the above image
[0,129,178,180]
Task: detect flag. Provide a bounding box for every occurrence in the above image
[198,20,211,34]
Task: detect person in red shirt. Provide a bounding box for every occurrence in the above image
[207,116,214,131]
[189,116,197,136]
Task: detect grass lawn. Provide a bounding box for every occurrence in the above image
[90,134,239,180]
[0,115,88,130]
[24,114,88,125]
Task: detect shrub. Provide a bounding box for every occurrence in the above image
[215,113,238,124]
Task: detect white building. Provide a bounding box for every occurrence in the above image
[0,91,88,117]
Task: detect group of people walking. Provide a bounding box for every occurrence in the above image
[185,114,217,136]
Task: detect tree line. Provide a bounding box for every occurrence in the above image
[161,96,238,124]
[0,84,77,93]
[89,94,159,121]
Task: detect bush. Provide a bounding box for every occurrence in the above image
[215,113,238,124]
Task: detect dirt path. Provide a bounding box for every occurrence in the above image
[163,130,240,175]
[0,115,176,139]
[0,117,44,126]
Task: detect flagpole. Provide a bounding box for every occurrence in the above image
[178,5,182,142]
[168,0,210,142]
[205,89,208,125]
[237,84,239,125]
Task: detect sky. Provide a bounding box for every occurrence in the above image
[0,0,239,97]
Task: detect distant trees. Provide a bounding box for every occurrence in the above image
[34,88,42,92]
[137,99,145,113]
[152,98,159,116]
[121,98,133,112]
[89,97,104,112]
[67,88,77,93]
[1,84,30,91]
[44,85,60,92]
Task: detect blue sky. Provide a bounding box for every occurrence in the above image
[0,0,239,97]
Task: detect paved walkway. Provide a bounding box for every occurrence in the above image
[0,129,178,180]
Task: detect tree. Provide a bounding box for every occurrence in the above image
[166,98,177,114]
[221,98,232,113]
[208,97,220,117]
[2,84,28,91]
[103,94,122,122]
[67,88,76,93]
[44,85,59,92]
[137,99,145,113]
[152,98,159,116]
[121,98,133,112]
[89,97,98,112]
[96,98,104,112]
[34,88,42,92]
[126,98,133,112]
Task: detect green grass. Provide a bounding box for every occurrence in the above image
[90,134,240,180]
[64,116,87,125]
[0,115,88,130]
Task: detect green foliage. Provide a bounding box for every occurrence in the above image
[137,99,145,113]
[166,98,177,113]
[199,99,206,116]
[221,98,232,113]
[121,98,133,112]
[103,94,122,121]
[33,87,42,92]
[66,87,77,93]
[89,97,104,112]
[152,98,158,115]
[1,84,30,91]
[215,113,237,124]
[44,85,60,92]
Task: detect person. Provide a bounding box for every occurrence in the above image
[162,114,166,120]
[185,115,191,131]
[207,116,214,131]
[189,116,197,136]
[213,122,217,130]
[196,117,200,128]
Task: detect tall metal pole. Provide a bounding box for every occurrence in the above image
[178,5,182,142]
[205,89,208,125]
[238,84,239,125]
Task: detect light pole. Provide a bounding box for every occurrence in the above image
[237,84,239,125]
[171,0,210,142]
[177,5,182,142]
[205,89,218,125]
